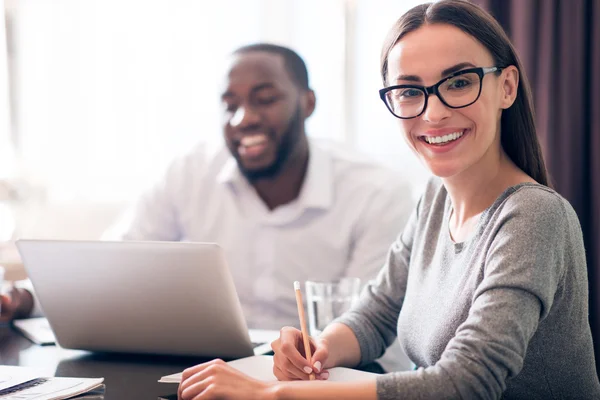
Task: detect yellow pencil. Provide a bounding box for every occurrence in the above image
[294,280,315,380]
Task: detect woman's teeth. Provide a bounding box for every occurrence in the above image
[423,131,464,145]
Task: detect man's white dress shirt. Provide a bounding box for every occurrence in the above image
[115,139,414,331]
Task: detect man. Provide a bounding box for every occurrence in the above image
[2,43,413,335]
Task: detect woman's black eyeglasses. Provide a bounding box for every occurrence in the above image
[379,66,503,119]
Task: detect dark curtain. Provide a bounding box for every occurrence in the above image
[473,0,600,373]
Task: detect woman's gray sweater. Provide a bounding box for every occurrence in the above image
[336,178,600,399]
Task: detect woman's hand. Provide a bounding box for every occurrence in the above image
[271,326,331,381]
[177,359,276,400]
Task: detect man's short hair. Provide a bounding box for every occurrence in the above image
[232,43,310,91]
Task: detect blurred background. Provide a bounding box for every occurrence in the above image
[0,0,431,248]
[0,0,598,374]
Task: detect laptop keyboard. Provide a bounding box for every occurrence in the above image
[252,342,273,356]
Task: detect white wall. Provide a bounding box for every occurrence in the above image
[0,0,15,179]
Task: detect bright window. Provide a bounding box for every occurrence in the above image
[6,0,427,204]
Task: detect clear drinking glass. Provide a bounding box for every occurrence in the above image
[305,277,361,337]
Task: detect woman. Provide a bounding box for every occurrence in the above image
[177,1,600,399]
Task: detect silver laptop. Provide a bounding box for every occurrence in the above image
[16,239,257,359]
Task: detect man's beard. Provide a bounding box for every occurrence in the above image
[236,106,304,182]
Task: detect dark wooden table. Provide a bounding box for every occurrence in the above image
[0,325,210,400]
[0,325,385,399]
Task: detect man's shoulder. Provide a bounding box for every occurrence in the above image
[312,140,410,191]
[164,141,231,180]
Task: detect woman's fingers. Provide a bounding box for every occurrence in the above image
[273,349,311,380]
[180,359,225,393]
[271,326,334,382]
[275,327,318,376]
[310,339,330,373]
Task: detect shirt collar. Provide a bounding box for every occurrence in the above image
[216,140,333,211]
[216,156,241,185]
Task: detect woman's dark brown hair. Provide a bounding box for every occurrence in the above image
[381,0,549,186]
